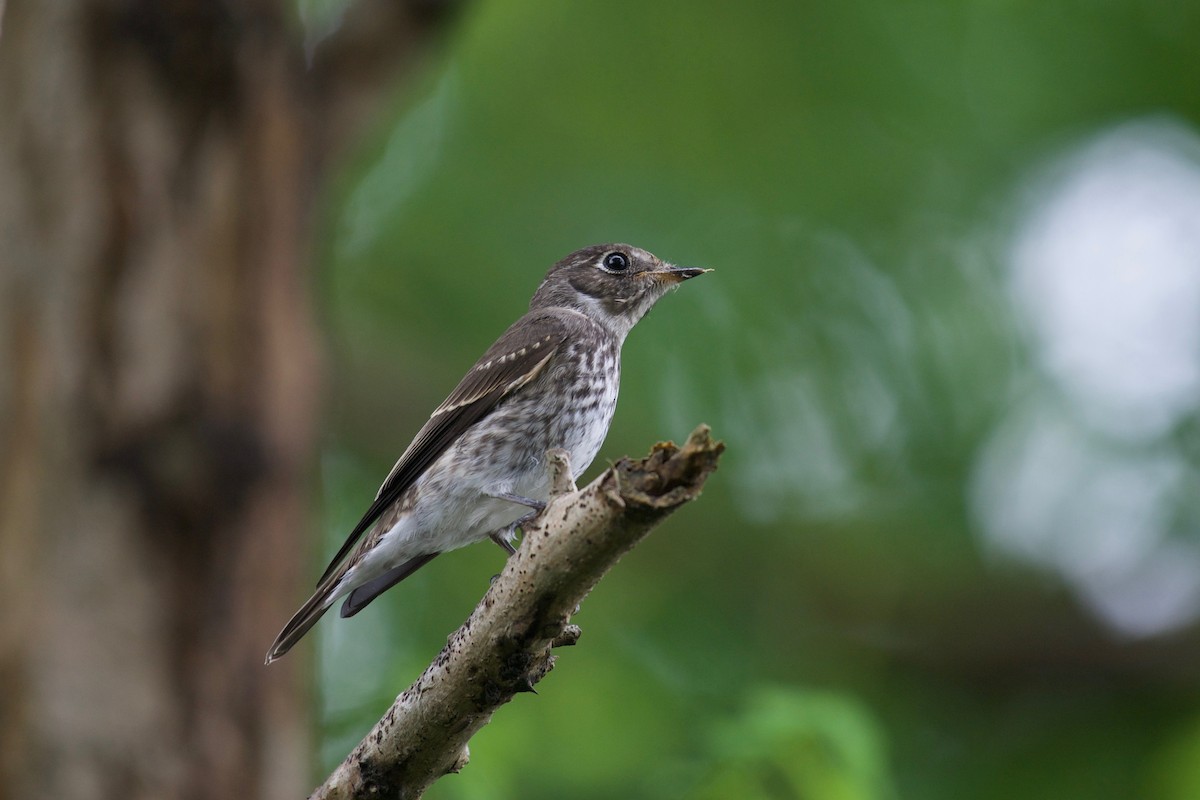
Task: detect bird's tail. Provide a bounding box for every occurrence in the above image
[265,581,339,664]
[265,553,440,664]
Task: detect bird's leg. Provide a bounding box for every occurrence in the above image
[484,450,575,557]
[488,491,547,511]
[484,491,545,556]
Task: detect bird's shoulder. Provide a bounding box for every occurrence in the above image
[474,306,604,364]
[433,307,603,415]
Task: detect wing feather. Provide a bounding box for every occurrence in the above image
[315,313,568,585]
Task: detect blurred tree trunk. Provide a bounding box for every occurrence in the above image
[0,1,453,798]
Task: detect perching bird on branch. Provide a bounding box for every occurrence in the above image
[266,244,707,662]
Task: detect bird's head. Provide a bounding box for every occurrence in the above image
[530,243,708,339]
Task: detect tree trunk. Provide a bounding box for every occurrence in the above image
[0,2,449,797]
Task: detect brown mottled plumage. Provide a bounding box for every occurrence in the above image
[266,244,707,663]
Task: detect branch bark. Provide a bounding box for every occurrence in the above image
[311,425,725,800]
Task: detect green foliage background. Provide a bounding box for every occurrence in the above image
[308,1,1200,797]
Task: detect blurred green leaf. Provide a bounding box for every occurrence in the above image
[314,0,1200,796]
[693,687,895,800]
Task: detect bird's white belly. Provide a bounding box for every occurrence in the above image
[355,340,621,579]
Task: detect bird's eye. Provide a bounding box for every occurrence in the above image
[602,252,630,272]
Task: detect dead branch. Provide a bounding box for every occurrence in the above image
[311,425,724,800]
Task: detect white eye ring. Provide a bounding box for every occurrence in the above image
[600,251,630,272]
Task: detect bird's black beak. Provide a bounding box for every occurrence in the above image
[656,266,711,283]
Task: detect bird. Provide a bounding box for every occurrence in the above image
[265,243,707,663]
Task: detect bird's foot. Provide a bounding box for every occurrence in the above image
[487,507,543,556]
[489,528,518,556]
[484,449,575,558]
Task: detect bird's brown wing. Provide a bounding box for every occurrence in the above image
[315,312,569,585]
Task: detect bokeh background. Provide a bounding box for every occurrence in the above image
[304,1,1200,798]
